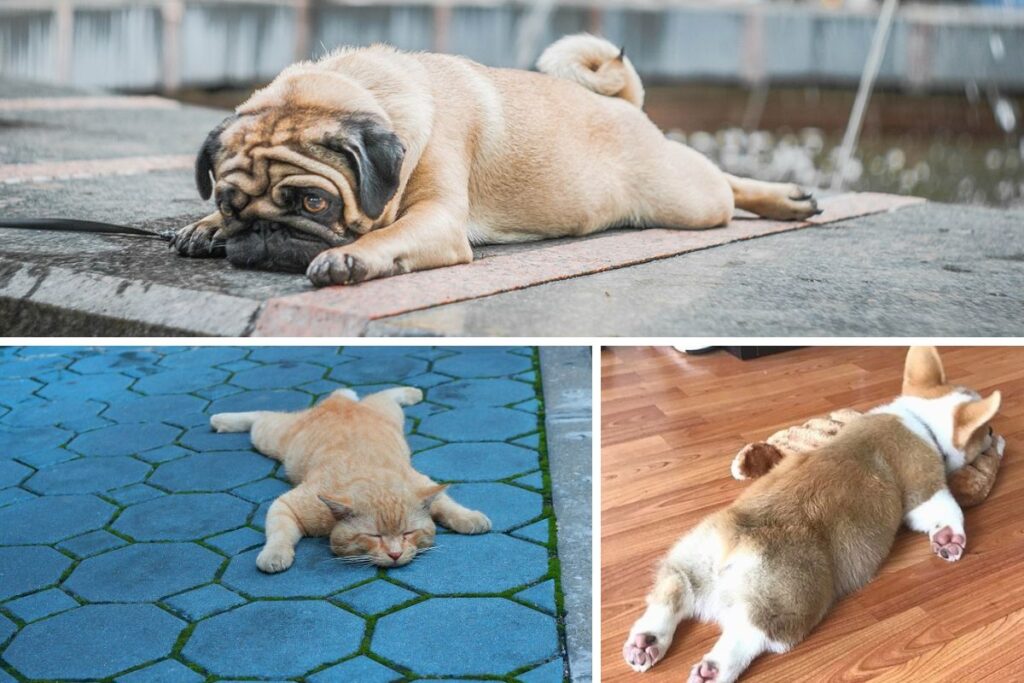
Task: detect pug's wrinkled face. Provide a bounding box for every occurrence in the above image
[194,79,405,273]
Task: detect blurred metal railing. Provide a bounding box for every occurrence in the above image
[2,0,1023,92]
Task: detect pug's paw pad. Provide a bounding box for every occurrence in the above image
[306,250,371,286]
[624,633,664,673]
[930,526,966,562]
[688,659,718,683]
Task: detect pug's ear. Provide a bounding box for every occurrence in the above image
[195,115,236,201]
[333,116,405,220]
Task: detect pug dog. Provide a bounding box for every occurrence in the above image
[173,33,820,286]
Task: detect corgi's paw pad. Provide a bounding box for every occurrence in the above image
[688,659,719,683]
[931,526,966,562]
[624,633,662,673]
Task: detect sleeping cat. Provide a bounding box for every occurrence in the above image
[210,386,491,571]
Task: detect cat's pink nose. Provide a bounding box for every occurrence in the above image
[387,551,402,561]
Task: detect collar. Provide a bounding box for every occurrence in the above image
[900,408,954,466]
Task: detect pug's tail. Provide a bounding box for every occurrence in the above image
[536,34,644,108]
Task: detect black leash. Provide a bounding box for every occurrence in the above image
[0,218,177,241]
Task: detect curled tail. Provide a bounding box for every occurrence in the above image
[536,33,644,108]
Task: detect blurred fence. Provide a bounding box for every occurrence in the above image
[1,0,1023,92]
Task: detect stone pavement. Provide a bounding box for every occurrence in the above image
[0,346,581,682]
[5,79,1022,336]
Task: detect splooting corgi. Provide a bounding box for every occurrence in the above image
[622,347,1002,683]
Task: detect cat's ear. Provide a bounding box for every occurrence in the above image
[416,483,448,507]
[319,495,356,521]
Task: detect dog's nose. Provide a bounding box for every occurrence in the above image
[387,551,402,561]
[216,186,248,218]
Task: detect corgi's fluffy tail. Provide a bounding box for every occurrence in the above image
[536,34,644,108]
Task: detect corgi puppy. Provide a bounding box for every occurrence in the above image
[622,347,1002,683]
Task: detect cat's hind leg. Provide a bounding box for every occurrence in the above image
[430,492,491,534]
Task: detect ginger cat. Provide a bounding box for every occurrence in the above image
[210,386,491,571]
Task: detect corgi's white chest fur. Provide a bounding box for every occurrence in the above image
[870,391,976,473]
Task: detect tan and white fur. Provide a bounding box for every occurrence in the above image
[623,347,1001,683]
[176,34,819,285]
[210,386,490,572]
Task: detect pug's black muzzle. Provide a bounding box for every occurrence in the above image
[225,221,350,273]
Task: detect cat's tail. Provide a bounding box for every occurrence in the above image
[210,411,265,433]
[536,33,644,108]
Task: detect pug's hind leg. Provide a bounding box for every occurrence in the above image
[172,211,226,258]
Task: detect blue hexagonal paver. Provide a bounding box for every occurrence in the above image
[520,658,566,683]
[113,493,251,541]
[0,459,31,488]
[178,426,253,451]
[511,519,550,545]
[136,444,192,464]
[0,355,70,379]
[0,494,114,544]
[68,422,181,457]
[0,377,42,405]
[222,540,375,598]
[0,486,35,507]
[159,347,248,368]
[329,357,429,385]
[308,656,402,683]
[133,367,229,395]
[433,351,534,378]
[418,407,536,442]
[58,529,128,558]
[0,425,73,460]
[4,604,183,679]
[429,379,536,408]
[165,584,246,621]
[248,347,346,365]
[182,601,363,678]
[116,659,204,683]
[334,580,419,615]
[66,543,223,602]
[149,452,273,492]
[108,483,165,505]
[70,350,161,375]
[413,443,538,481]
[36,371,134,401]
[4,587,79,622]
[232,477,290,503]
[1,398,104,428]
[25,456,151,495]
[103,394,210,427]
[515,579,556,614]
[231,362,326,390]
[206,526,265,555]
[445,483,544,532]
[0,546,73,600]
[373,598,557,676]
[206,389,313,415]
[0,613,14,645]
[391,534,547,594]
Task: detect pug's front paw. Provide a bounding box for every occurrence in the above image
[172,213,226,258]
[306,248,402,286]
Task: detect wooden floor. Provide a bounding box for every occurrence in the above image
[601,346,1024,683]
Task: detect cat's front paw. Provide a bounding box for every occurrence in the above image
[256,545,295,573]
[447,510,491,535]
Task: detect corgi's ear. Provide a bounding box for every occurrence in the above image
[902,346,946,396]
[953,391,1001,449]
[416,483,448,507]
[319,495,356,521]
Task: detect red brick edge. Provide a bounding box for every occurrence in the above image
[252,192,925,336]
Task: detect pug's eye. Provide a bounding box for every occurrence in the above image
[303,195,327,213]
